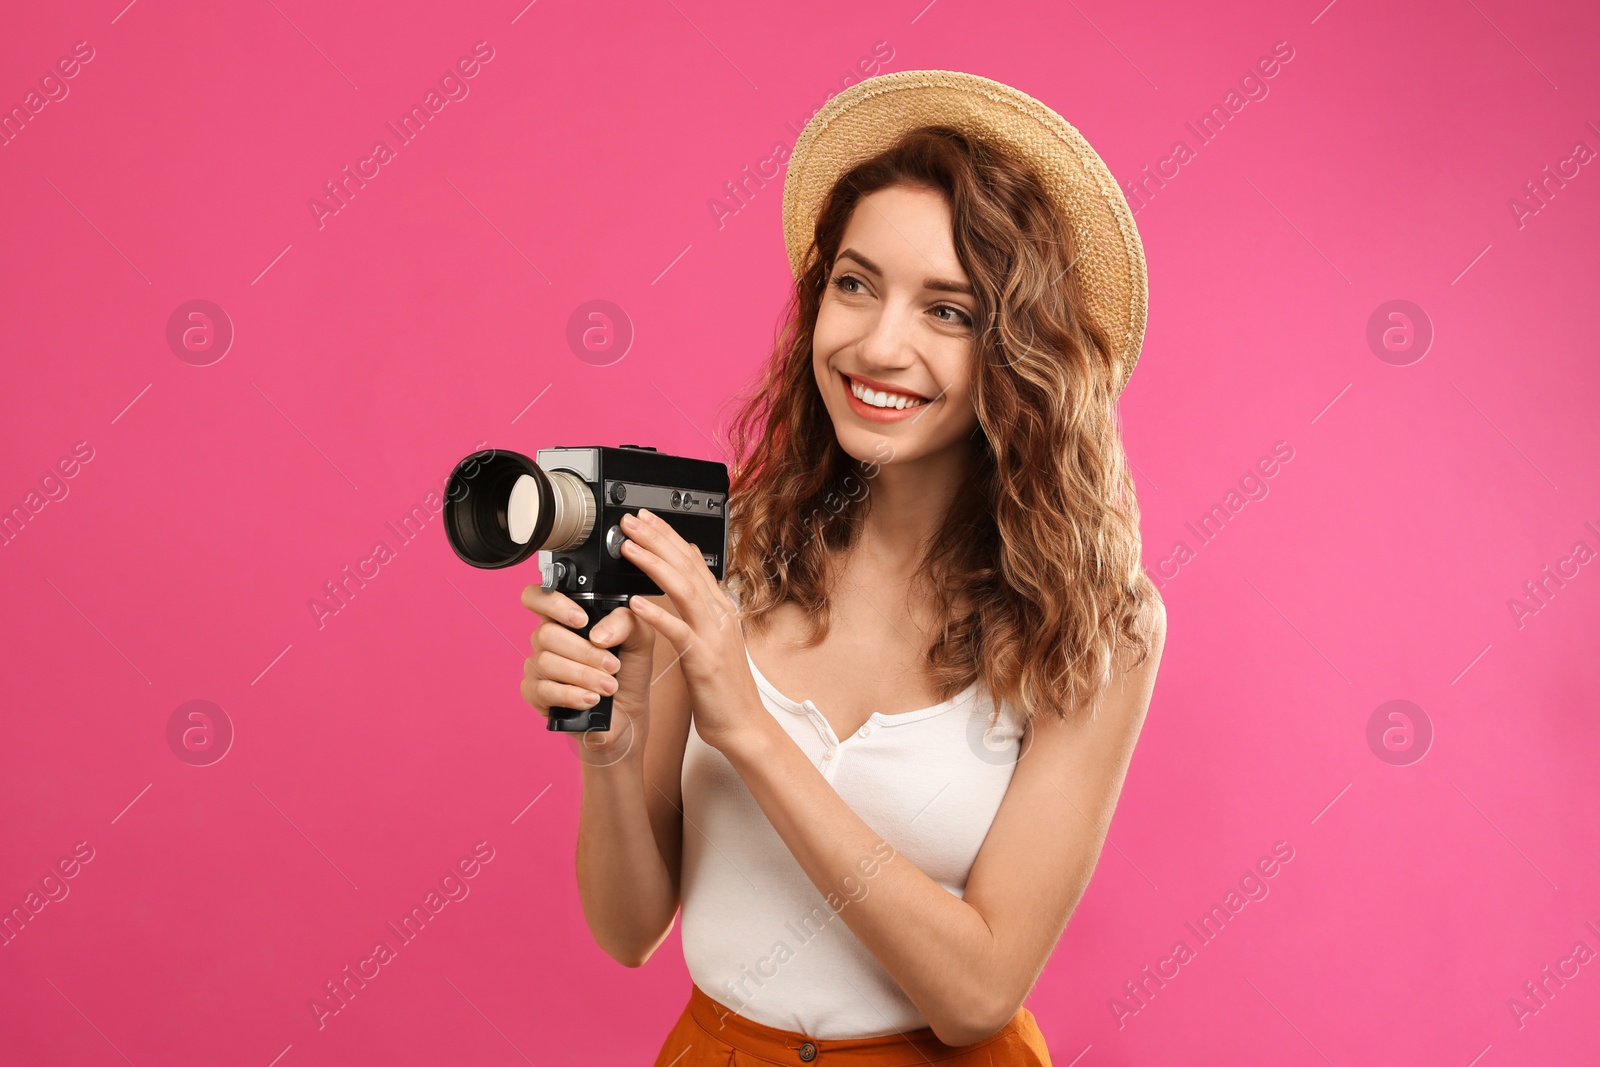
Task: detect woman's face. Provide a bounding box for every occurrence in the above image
[811,183,982,471]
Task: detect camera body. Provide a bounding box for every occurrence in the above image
[442,443,730,733]
[530,444,729,598]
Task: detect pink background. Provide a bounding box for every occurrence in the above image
[3,0,1598,1063]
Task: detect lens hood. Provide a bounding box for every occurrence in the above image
[442,450,553,569]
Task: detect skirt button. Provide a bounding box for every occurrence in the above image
[799,1040,817,1061]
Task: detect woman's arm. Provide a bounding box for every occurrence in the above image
[573,595,693,967]
[613,508,1168,1036]
[717,598,1167,1045]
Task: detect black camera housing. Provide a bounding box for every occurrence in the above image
[442,444,730,733]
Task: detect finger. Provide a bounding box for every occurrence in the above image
[520,584,593,628]
[523,673,603,714]
[518,673,551,718]
[618,537,704,619]
[534,618,623,672]
[588,606,650,652]
[629,510,731,610]
[626,593,693,651]
[619,512,734,631]
[627,509,707,576]
[532,648,619,699]
[639,539,734,634]
[523,656,606,710]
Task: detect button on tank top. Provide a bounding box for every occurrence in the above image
[678,612,1027,1038]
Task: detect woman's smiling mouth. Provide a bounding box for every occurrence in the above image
[839,371,936,421]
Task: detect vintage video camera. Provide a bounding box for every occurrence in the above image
[442,444,729,733]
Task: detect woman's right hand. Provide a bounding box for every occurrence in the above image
[519,586,657,765]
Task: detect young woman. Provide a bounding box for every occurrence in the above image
[520,71,1166,1065]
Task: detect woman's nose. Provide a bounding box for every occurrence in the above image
[856,303,917,369]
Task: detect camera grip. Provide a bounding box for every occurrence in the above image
[546,595,632,733]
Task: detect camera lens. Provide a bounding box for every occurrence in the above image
[543,471,596,550]
[442,450,595,569]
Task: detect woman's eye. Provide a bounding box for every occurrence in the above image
[829,275,971,327]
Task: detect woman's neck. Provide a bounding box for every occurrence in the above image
[852,441,974,573]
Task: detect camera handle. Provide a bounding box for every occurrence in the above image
[546,593,633,733]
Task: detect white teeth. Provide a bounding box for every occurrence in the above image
[849,379,927,409]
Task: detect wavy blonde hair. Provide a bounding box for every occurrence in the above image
[720,125,1160,726]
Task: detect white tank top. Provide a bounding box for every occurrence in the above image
[678,616,1027,1038]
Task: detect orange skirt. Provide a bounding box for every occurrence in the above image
[652,984,1053,1066]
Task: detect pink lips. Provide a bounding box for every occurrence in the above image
[844,372,930,401]
[839,371,933,423]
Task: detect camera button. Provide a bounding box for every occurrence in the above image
[605,526,628,559]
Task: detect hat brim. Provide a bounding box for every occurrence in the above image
[780,69,1148,395]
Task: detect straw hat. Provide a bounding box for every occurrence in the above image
[780,69,1148,394]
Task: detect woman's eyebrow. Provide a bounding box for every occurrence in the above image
[836,247,973,296]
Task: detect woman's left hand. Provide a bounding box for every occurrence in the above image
[617,508,766,754]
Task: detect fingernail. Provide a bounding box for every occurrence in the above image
[638,508,655,523]
[582,691,600,705]
[591,628,609,644]
[602,654,621,672]
[600,676,618,694]
[569,609,587,627]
